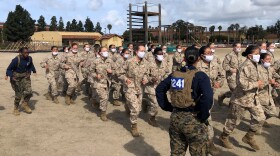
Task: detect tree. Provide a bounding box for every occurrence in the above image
[239,26,247,42]
[3,5,35,42]
[218,25,222,36]
[37,15,46,31]
[234,23,240,42]
[209,25,215,42]
[246,25,265,43]
[66,21,71,31]
[275,20,280,38]
[122,30,129,42]
[58,17,64,31]
[107,24,112,34]
[95,22,103,34]
[70,19,78,31]
[84,17,94,32]
[49,16,57,31]
[77,20,84,32]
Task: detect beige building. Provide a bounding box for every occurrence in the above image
[31,31,102,47]
[96,34,123,48]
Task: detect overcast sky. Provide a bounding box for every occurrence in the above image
[0,0,280,34]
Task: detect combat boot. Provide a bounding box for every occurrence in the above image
[208,140,220,156]
[92,99,99,108]
[131,123,140,137]
[242,130,260,150]
[21,102,32,114]
[76,82,82,92]
[100,111,108,121]
[44,92,52,101]
[53,96,59,104]
[148,116,158,127]
[70,96,75,104]
[113,100,121,106]
[13,104,20,116]
[65,95,71,105]
[219,132,233,149]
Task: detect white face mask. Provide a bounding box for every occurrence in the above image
[263,62,271,68]
[151,49,155,53]
[111,48,116,52]
[211,49,216,53]
[72,49,78,53]
[124,54,130,59]
[101,51,109,58]
[177,49,182,53]
[96,54,100,58]
[235,48,241,52]
[52,52,59,56]
[252,54,260,63]
[137,51,146,58]
[156,55,164,61]
[204,55,214,62]
[162,50,167,53]
[260,49,267,53]
[269,49,275,53]
[65,50,69,53]
[85,47,90,52]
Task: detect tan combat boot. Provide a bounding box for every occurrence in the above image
[131,123,140,137]
[53,96,59,104]
[21,102,32,114]
[113,100,121,106]
[70,96,75,104]
[44,92,52,100]
[242,130,260,150]
[13,105,20,116]
[65,95,71,105]
[148,116,158,127]
[219,132,233,149]
[100,111,108,121]
[208,140,220,156]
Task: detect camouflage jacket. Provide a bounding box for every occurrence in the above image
[258,64,275,106]
[60,52,84,77]
[222,51,243,77]
[164,52,173,75]
[172,52,185,67]
[40,54,63,77]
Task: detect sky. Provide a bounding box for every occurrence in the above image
[0,0,280,35]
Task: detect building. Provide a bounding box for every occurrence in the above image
[31,31,102,47]
[96,34,123,48]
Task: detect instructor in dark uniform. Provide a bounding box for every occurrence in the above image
[156,46,218,156]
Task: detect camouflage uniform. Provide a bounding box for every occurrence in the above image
[60,52,84,97]
[164,52,173,76]
[172,52,184,71]
[88,57,113,112]
[258,65,277,118]
[272,60,280,106]
[145,52,154,63]
[40,55,63,97]
[223,59,266,135]
[109,51,121,62]
[119,56,149,124]
[79,50,95,94]
[58,52,68,94]
[145,59,169,117]
[267,51,275,66]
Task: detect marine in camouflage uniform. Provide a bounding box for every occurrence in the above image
[219,46,266,151]
[219,44,243,105]
[60,43,84,105]
[118,45,149,137]
[88,47,113,121]
[162,45,173,75]
[172,45,184,71]
[272,60,280,118]
[6,47,36,115]
[58,46,69,96]
[40,46,63,104]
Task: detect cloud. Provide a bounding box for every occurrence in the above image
[103,10,125,26]
[252,0,280,6]
[88,0,103,11]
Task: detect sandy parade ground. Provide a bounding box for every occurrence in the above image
[0,48,279,156]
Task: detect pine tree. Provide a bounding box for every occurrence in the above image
[66,21,71,31]
[58,17,64,31]
[49,16,57,31]
[84,17,94,32]
[70,19,78,32]
[37,15,46,31]
[77,20,84,32]
[95,22,103,34]
[3,5,35,42]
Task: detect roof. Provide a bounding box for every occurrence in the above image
[32,31,102,40]
[98,34,123,40]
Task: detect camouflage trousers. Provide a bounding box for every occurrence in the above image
[94,87,109,112]
[65,71,78,96]
[111,82,123,100]
[58,70,68,93]
[272,89,280,107]
[169,111,209,156]
[125,88,143,124]
[146,94,158,117]
[224,104,265,134]
[12,72,33,106]
[46,71,59,96]
[261,103,278,119]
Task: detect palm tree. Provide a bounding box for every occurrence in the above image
[209,25,215,42]
[218,25,222,36]
[234,23,240,42]
[107,24,112,34]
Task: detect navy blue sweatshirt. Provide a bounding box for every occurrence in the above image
[6,55,36,77]
[155,65,213,122]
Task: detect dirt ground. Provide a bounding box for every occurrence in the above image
[0,48,279,156]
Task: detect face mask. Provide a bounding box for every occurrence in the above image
[235,48,241,52]
[269,49,275,53]
[151,49,155,53]
[65,50,69,53]
[137,51,146,58]
[211,49,215,53]
[252,54,260,63]
[177,49,182,53]
[101,51,109,58]
[124,54,130,59]
[156,55,164,61]
[260,49,267,53]
[97,54,100,58]
[263,62,271,68]
[52,52,58,56]
[72,49,78,53]
[162,50,167,53]
[111,48,116,52]
[204,55,214,62]
[85,47,90,52]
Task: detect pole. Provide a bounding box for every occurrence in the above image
[144,1,148,45]
[129,3,132,43]
[158,3,162,45]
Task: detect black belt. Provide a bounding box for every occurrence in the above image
[173,107,195,112]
